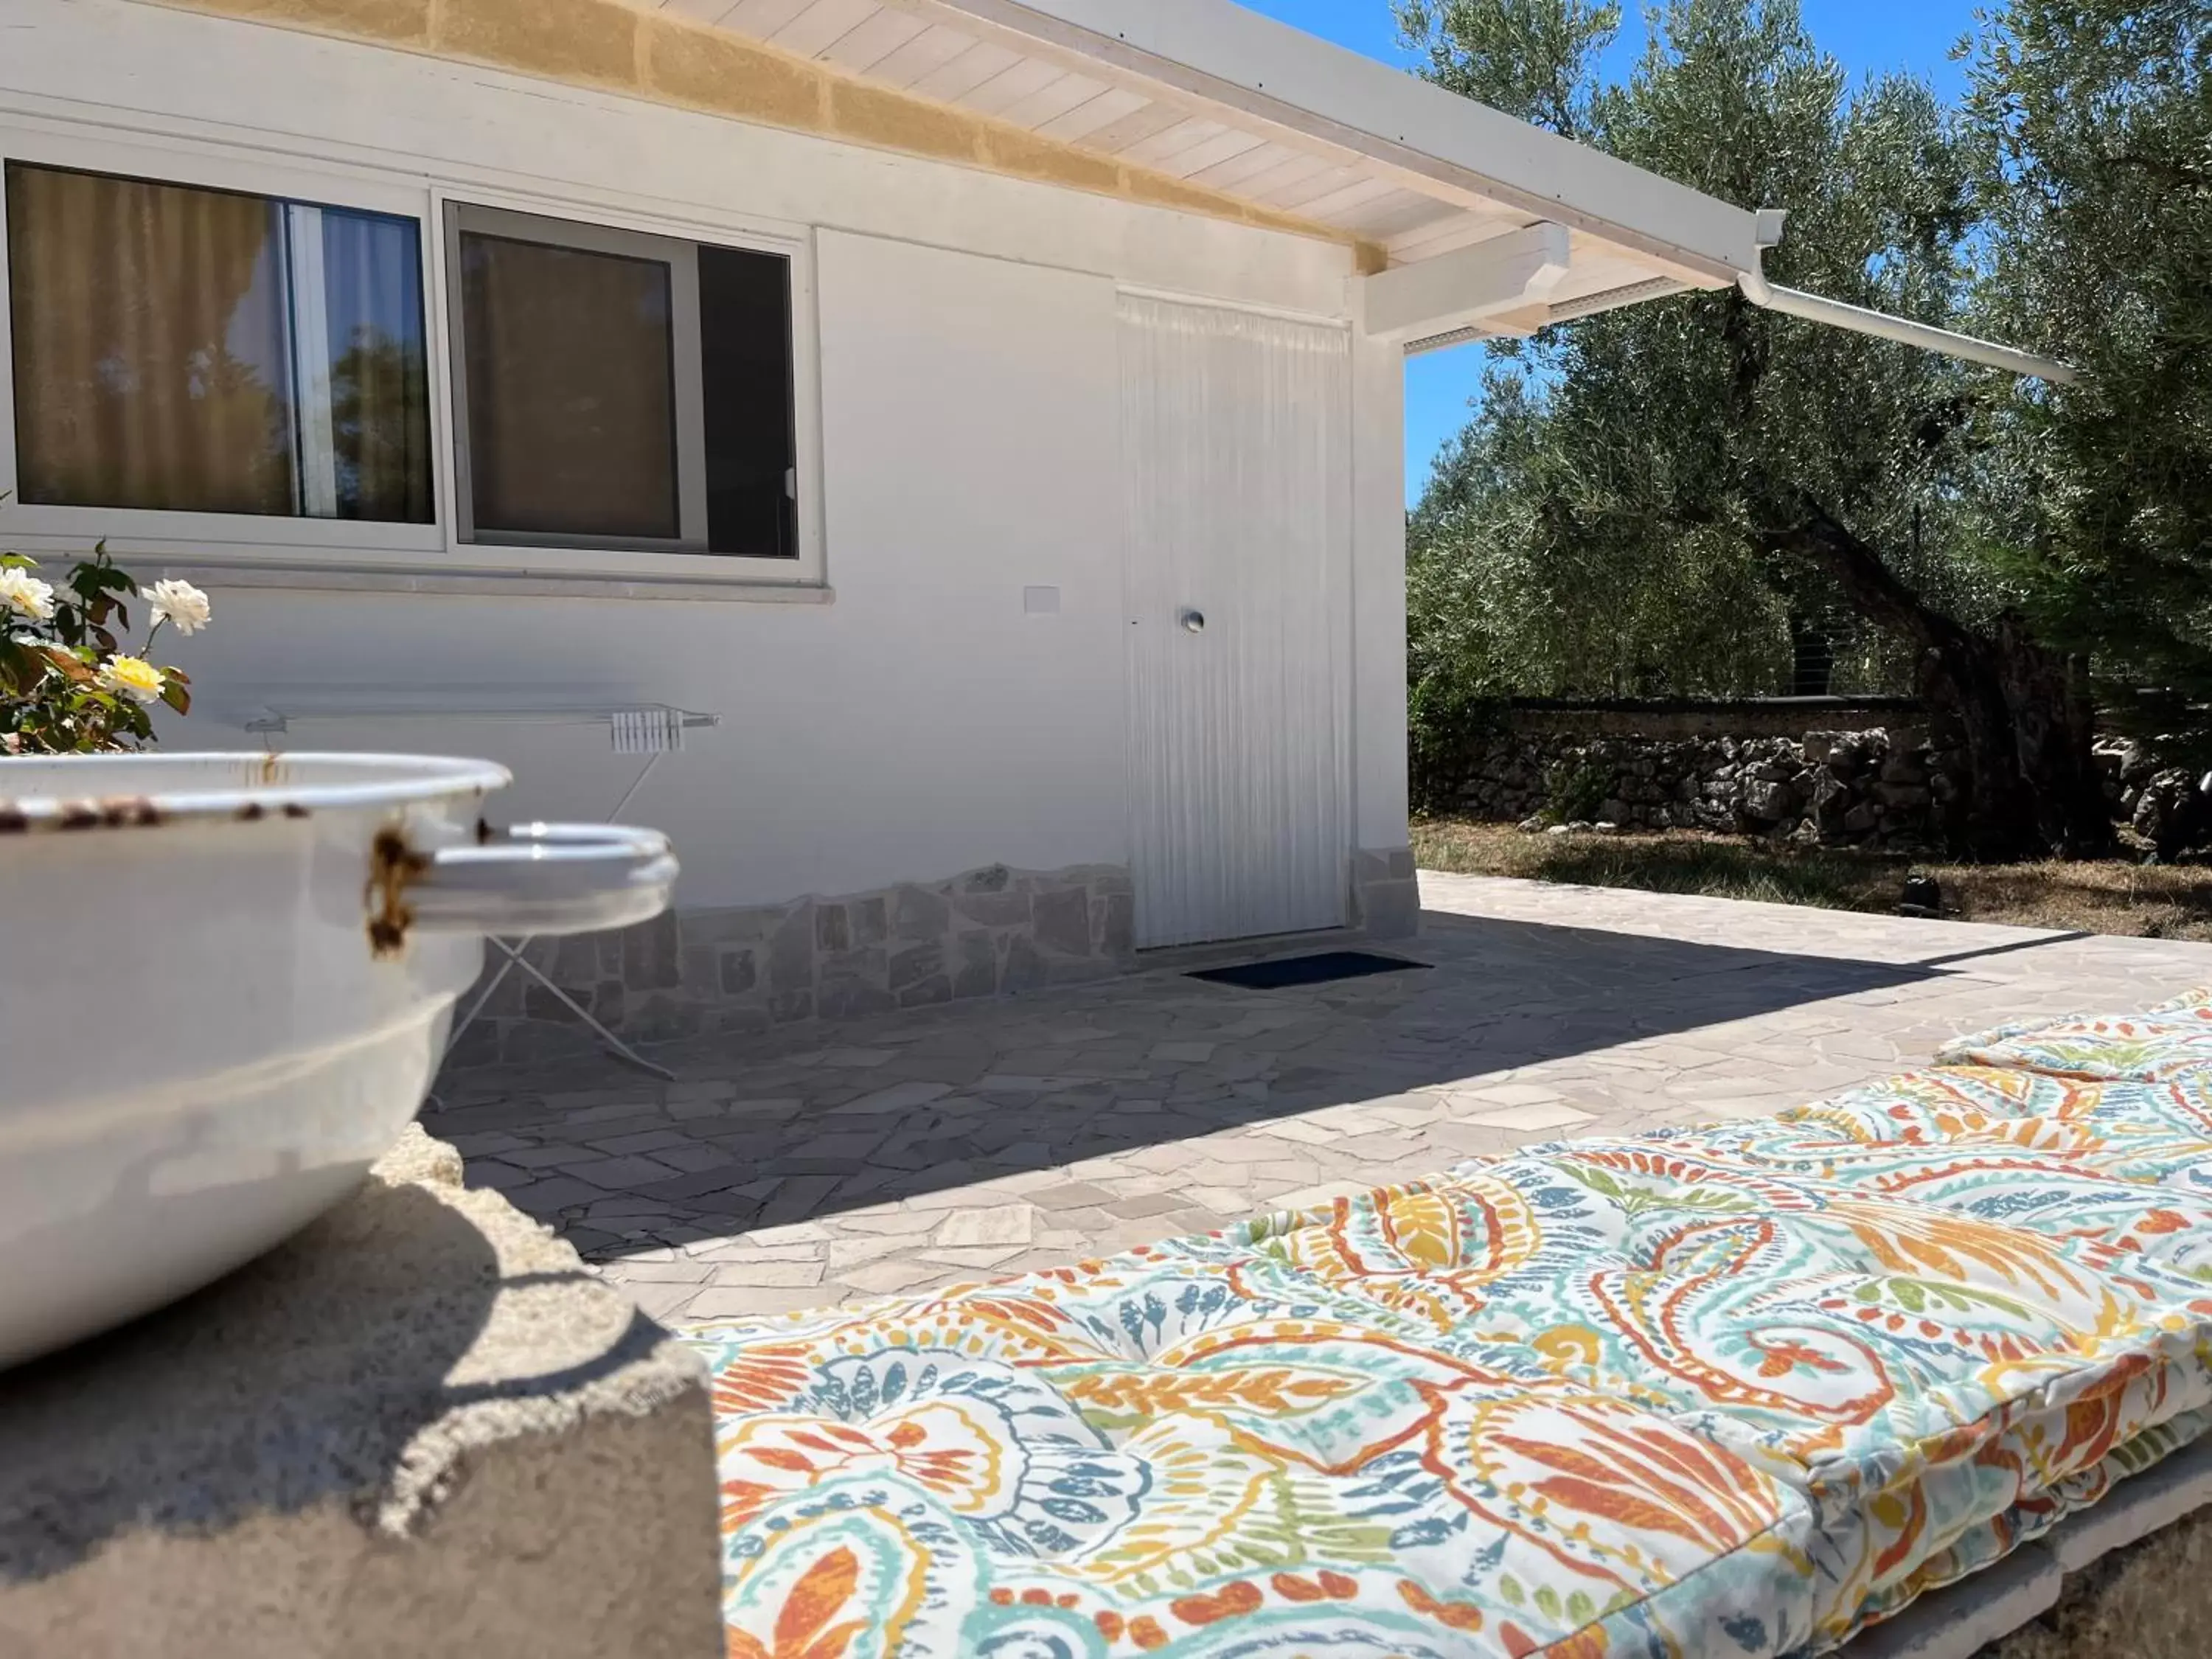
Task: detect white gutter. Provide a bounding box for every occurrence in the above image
[1739,212,2077,383]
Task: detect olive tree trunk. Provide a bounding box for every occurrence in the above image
[1762,499,2110,860]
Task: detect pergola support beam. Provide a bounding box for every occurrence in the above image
[1357,222,1572,344]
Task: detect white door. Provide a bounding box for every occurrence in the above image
[1120,294,1352,949]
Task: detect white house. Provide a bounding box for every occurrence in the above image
[0,0,2049,1062]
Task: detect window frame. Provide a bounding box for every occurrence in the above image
[445,203,719,557]
[428,184,823,588]
[0,120,827,592]
[0,124,444,557]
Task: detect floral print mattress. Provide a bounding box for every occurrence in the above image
[689,992,2212,1658]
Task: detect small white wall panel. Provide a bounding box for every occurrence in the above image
[1120,296,1353,949]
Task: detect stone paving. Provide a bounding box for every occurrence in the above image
[422,872,2212,1328]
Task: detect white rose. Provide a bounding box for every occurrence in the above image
[0,566,55,623]
[143,578,212,636]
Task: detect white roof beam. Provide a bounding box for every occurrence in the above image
[1357,222,1571,344]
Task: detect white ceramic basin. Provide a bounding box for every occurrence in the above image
[0,752,678,1368]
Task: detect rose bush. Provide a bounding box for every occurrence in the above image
[1,509,210,753]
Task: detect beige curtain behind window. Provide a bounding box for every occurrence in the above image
[7,164,296,515]
[461,232,680,542]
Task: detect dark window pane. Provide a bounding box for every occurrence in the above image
[6,162,296,515]
[698,244,797,559]
[318,208,433,524]
[460,232,679,542]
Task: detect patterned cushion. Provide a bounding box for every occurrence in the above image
[698,1276,1820,1656]
[1411,1141,2212,1645]
[693,992,2212,1658]
[1939,990,2212,1082]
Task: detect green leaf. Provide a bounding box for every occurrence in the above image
[159,678,191,716]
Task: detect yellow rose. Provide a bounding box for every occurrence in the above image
[95,655,165,705]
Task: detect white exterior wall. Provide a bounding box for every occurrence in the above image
[0,0,1411,919]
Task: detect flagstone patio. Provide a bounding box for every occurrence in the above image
[422,872,2212,1327]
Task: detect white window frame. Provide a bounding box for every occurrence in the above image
[446,202,800,560]
[0,119,828,594]
[0,122,444,558]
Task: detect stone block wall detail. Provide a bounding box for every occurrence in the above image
[449,863,1135,1068]
[1352,847,1421,939]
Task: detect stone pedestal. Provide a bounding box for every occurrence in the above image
[0,1127,721,1658]
[1353,846,1422,939]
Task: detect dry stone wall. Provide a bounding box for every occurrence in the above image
[1433,718,1968,849]
[2102,739,2212,858]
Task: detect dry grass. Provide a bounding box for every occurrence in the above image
[1413,820,2212,942]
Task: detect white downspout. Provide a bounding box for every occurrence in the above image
[1738,209,2078,384]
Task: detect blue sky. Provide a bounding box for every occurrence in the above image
[1236,2,1981,502]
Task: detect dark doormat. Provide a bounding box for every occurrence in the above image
[1187,950,1430,991]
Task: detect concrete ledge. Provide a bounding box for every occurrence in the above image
[1843,1439,2212,1659]
[0,1127,720,1658]
[2039,1434,2212,1575]
[1980,1506,2212,1658]
[1846,1548,2062,1659]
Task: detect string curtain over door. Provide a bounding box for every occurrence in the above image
[1119,293,1353,950]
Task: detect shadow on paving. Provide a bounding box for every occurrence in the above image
[422,908,1942,1260]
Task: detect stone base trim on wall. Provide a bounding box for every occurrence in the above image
[1352,846,1421,940]
[448,862,1136,1068]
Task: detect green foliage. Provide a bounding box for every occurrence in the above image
[1408,366,1798,703]
[1396,0,1624,137]
[1961,0,2212,754]
[1397,0,2212,787]
[1543,757,1611,823]
[1397,0,2009,740]
[1407,673,1507,813]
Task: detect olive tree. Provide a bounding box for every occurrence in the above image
[1400,0,2112,857]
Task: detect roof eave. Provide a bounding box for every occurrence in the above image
[922,0,1765,282]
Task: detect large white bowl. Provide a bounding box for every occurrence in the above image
[0,752,678,1368]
